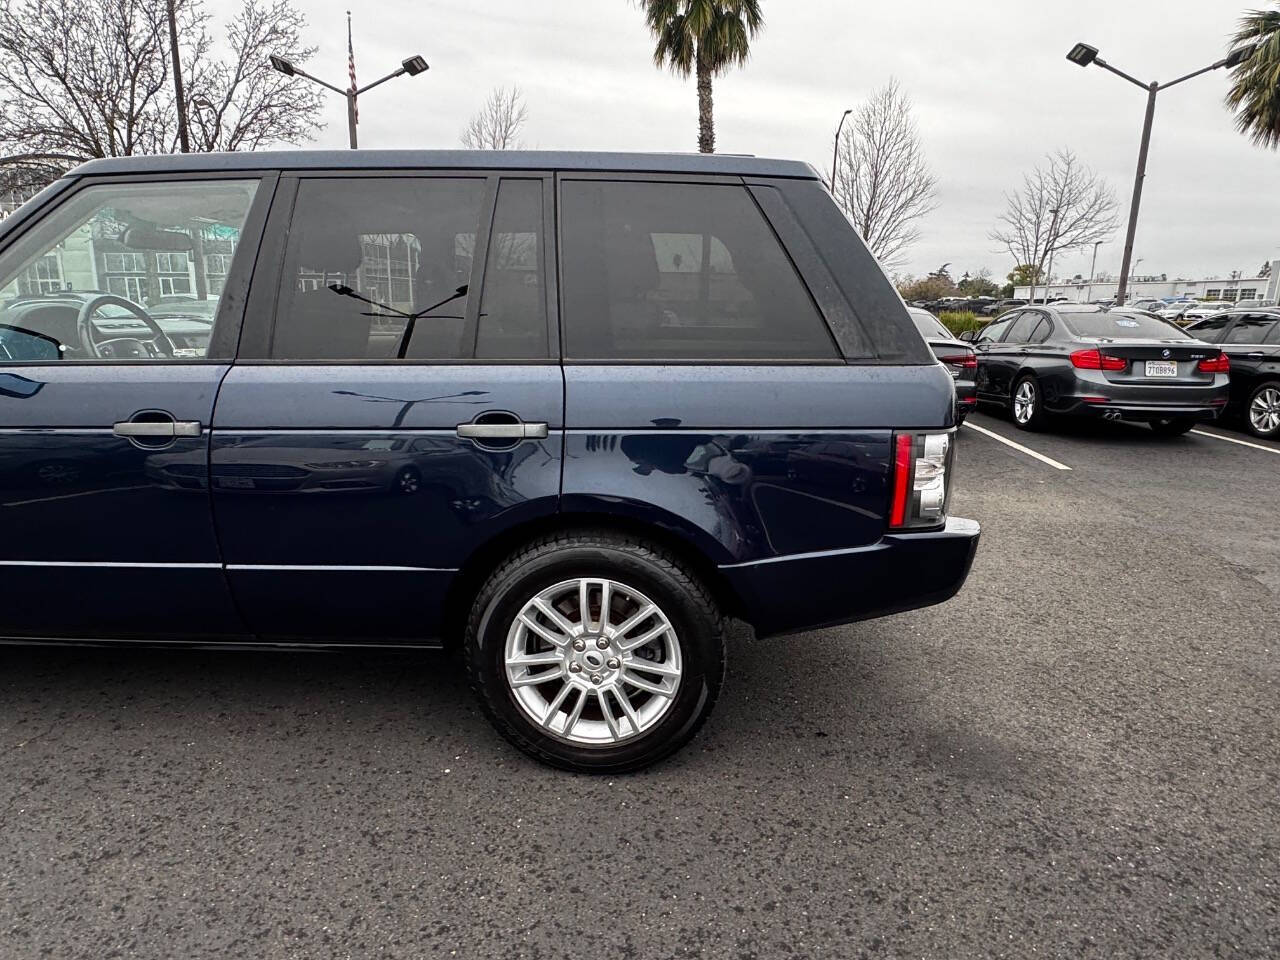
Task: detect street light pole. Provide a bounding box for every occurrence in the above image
[269,52,428,150]
[1086,240,1102,302]
[1065,41,1257,306]
[831,108,852,196]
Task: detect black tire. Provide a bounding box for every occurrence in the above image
[1010,375,1047,431]
[1149,417,1195,437]
[464,530,725,773]
[1245,381,1280,440]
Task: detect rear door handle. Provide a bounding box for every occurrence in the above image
[456,421,548,440]
[113,420,202,438]
[1246,352,1266,359]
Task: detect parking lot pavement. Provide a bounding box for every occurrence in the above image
[2,417,1278,960]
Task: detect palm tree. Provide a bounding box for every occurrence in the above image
[1226,7,1280,148]
[639,0,764,154]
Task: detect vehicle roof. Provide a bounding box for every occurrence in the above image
[66,150,822,180]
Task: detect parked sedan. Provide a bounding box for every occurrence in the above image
[961,304,1230,434]
[1184,309,1280,439]
[908,308,976,422]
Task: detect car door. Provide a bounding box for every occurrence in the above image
[0,175,273,640]
[989,310,1042,400]
[1218,313,1280,412]
[977,313,1018,399]
[211,172,563,642]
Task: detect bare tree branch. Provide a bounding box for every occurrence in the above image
[831,79,938,270]
[990,148,1119,300]
[0,0,324,190]
[460,86,529,150]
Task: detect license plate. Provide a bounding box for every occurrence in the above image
[1145,361,1178,378]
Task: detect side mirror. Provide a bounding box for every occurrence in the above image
[957,330,976,342]
[0,325,62,363]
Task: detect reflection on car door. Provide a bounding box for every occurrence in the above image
[0,176,272,640]
[211,174,564,642]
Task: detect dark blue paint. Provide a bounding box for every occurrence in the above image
[0,363,244,638]
[209,364,563,639]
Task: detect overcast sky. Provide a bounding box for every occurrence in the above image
[271,0,1275,284]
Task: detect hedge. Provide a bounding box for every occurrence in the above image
[937,311,986,336]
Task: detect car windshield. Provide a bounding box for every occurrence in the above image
[908,310,952,340]
[1064,310,1192,340]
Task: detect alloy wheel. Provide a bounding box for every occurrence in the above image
[503,578,682,745]
[1013,381,1036,424]
[1249,387,1280,436]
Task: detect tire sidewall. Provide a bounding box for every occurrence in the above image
[469,542,722,772]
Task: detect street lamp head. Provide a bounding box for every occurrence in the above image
[1224,43,1257,69]
[269,54,296,76]
[1066,42,1099,67]
[401,55,429,76]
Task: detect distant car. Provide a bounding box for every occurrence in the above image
[908,308,976,423]
[981,298,1026,316]
[1128,298,1165,312]
[1179,301,1234,325]
[1183,308,1280,439]
[1234,298,1277,310]
[961,304,1229,435]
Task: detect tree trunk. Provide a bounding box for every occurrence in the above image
[696,47,714,154]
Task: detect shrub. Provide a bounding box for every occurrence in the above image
[937,310,985,336]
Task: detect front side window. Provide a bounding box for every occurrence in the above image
[0,179,258,361]
[560,180,838,360]
[271,177,533,361]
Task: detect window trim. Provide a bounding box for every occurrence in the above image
[0,170,276,366]
[240,170,560,364]
[553,173,844,364]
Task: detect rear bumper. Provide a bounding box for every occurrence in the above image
[721,516,980,637]
[1053,375,1230,423]
[1056,398,1227,422]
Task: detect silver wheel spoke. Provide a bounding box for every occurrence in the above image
[614,687,642,732]
[598,688,623,741]
[540,682,573,727]
[622,670,675,698]
[611,603,656,639]
[518,613,569,648]
[619,622,669,652]
[531,597,577,638]
[509,651,562,667]
[598,580,612,631]
[564,687,588,737]
[626,659,680,677]
[512,667,563,687]
[578,579,592,629]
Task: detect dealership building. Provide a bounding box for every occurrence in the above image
[1015,259,1280,304]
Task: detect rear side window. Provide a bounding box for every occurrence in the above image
[269,177,547,361]
[1004,312,1040,343]
[559,180,838,360]
[976,316,1014,344]
[1224,316,1278,344]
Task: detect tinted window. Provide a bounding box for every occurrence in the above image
[271,178,488,360]
[0,179,258,361]
[1063,311,1190,340]
[908,310,951,340]
[1224,316,1278,344]
[475,180,547,359]
[560,180,838,360]
[976,316,1014,344]
[1184,315,1231,342]
[1028,316,1053,343]
[1004,312,1040,343]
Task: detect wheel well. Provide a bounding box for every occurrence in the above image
[439,512,743,648]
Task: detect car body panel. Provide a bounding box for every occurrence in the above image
[1187,310,1280,426]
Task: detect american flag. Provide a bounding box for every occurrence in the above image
[347,11,358,125]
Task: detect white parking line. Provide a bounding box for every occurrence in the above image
[962,421,1072,471]
[1190,429,1280,455]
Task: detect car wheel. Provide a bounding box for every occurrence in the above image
[394,465,422,495]
[465,530,725,773]
[1149,418,1195,437]
[1010,376,1045,431]
[1246,382,1280,439]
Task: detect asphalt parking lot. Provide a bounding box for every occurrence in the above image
[2,411,1277,960]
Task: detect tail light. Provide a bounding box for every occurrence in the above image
[1197,352,1230,374]
[938,352,977,371]
[889,431,955,530]
[1070,348,1126,371]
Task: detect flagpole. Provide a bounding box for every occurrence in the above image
[346,10,358,149]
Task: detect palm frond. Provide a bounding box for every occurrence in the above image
[1226,8,1280,149]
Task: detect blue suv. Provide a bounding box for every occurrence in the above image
[0,151,979,771]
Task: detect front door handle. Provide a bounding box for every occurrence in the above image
[113,419,202,438]
[456,421,548,440]
[1246,351,1266,360]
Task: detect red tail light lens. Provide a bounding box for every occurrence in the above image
[1070,348,1126,371]
[889,431,954,531]
[889,433,913,528]
[938,352,977,371]
[1197,352,1230,374]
